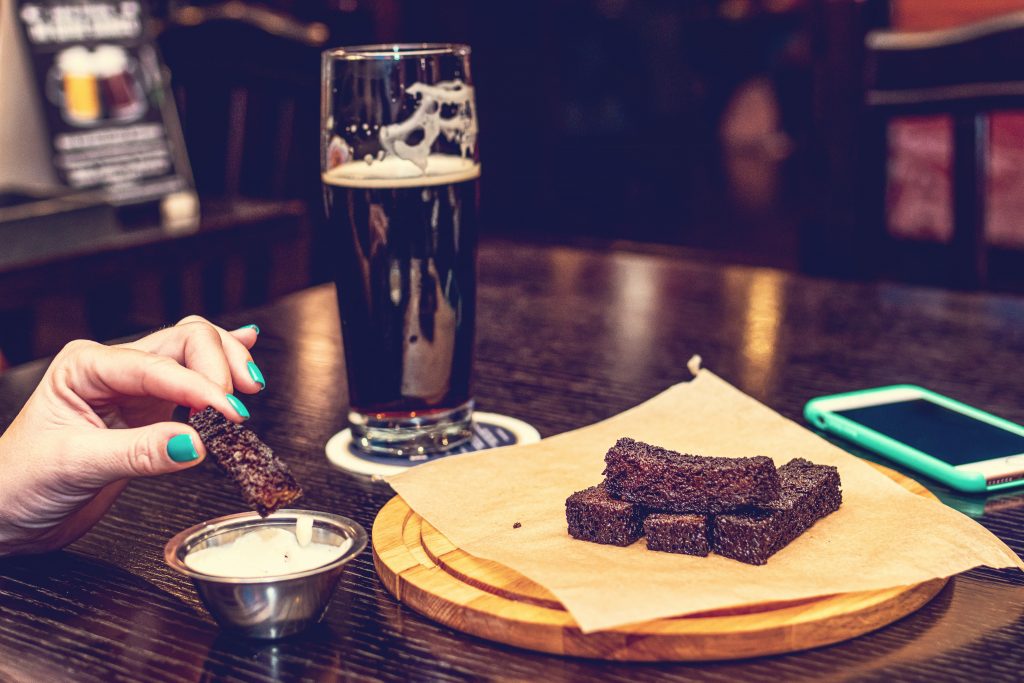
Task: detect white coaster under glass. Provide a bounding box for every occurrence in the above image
[325,412,540,480]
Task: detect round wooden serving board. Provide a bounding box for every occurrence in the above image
[372,464,949,661]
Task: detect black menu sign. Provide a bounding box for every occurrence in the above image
[15,0,193,204]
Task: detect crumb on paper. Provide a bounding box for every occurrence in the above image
[513,522,522,529]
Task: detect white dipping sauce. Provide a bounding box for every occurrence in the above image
[185,520,350,578]
[296,515,314,547]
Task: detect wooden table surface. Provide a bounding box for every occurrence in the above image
[1,238,1023,681]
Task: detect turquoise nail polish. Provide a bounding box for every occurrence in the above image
[241,324,260,334]
[226,393,250,420]
[167,434,199,462]
[247,360,266,389]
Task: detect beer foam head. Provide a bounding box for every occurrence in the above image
[93,45,129,77]
[58,46,94,74]
[323,154,479,189]
[378,80,477,172]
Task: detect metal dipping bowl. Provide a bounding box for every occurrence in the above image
[164,509,367,639]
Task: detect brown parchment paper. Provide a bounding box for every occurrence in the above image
[387,369,1024,633]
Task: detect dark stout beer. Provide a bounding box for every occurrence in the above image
[322,155,479,418]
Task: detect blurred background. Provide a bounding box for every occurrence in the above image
[2,0,1024,369]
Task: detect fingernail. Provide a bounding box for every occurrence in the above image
[247,360,266,389]
[225,393,250,420]
[240,324,260,334]
[167,434,199,462]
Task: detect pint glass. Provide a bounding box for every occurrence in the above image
[321,44,479,456]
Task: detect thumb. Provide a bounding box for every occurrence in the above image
[77,423,207,485]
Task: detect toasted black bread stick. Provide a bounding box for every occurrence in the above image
[189,407,303,516]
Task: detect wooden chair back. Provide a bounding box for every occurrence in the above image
[811,2,1024,288]
[156,5,325,203]
[867,11,1024,287]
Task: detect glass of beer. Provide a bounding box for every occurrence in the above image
[55,47,101,125]
[321,44,479,456]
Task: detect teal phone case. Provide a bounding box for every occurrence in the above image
[804,385,1024,493]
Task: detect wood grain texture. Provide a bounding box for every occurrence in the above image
[371,464,947,661]
[1,239,1024,680]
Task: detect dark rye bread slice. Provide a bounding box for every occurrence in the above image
[189,407,303,516]
[603,438,781,514]
[566,483,646,547]
[713,458,842,565]
[644,513,710,556]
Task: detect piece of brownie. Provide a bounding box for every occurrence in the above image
[566,484,646,547]
[644,513,710,556]
[603,438,781,514]
[712,458,842,565]
[189,407,304,516]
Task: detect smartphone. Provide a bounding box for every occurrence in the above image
[804,385,1024,493]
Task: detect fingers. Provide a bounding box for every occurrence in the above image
[66,341,249,422]
[74,422,207,486]
[229,323,260,350]
[178,319,233,394]
[124,316,264,395]
[177,316,259,359]
[202,322,264,393]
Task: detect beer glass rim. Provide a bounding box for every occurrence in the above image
[324,43,470,61]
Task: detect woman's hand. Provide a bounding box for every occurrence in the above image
[0,316,265,556]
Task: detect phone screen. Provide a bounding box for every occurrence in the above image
[835,399,1024,465]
